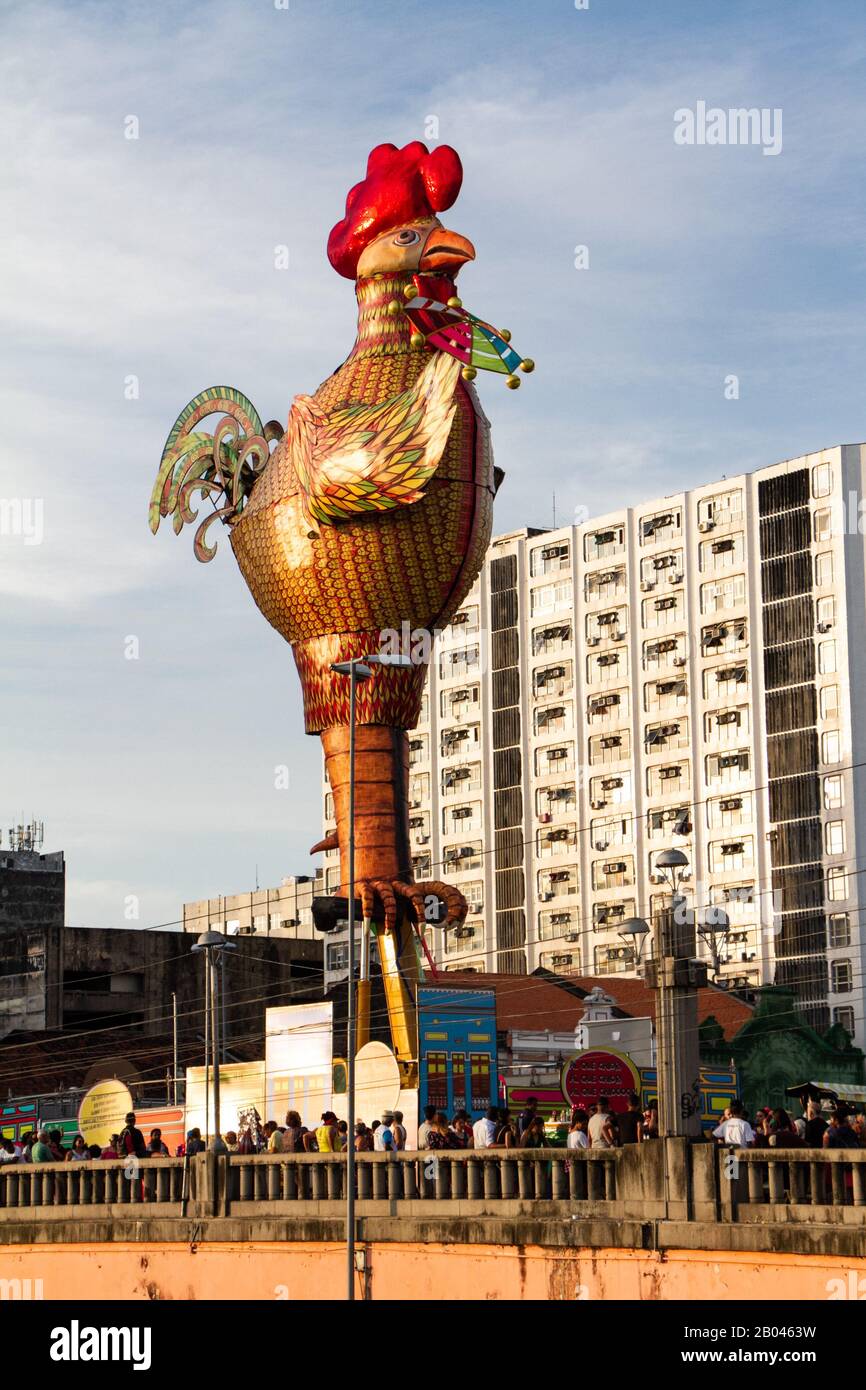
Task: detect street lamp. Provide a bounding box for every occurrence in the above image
[697,906,731,980]
[617,916,651,969]
[330,648,413,1303]
[191,930,237,1153]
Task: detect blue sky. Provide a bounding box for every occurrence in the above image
[2,0,865,928]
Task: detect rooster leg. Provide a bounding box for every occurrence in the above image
[321,723,468,1062]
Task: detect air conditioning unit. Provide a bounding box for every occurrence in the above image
[587,636,600,646]
[595,839,610,851]
[651,872,665,884]
[669,573,683,584]
[673,657,687,667]
[590,799,606,810]
[698,519,714,532]
[539,812,553,823]
[539,892,554,902]
[471,903,483,914]
[565,930,581,943]
[417,834,429,844]
[454,926,474,940]
[817,621,832,633]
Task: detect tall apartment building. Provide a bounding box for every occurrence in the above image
[320,444,866,1042]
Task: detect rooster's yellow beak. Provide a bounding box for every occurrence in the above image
[419,227,475,276]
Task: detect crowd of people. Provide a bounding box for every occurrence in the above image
[4,1096,865,1163]
[710,1097,866,1148]
[0,1113,171,1164]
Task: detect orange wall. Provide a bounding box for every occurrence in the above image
[1,1243,863,1301]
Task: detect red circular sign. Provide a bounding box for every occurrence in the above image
[560,1049,641,1113]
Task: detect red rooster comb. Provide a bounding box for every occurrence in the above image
[328,141,463,280]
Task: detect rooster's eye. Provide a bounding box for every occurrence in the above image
[392,229,421,247]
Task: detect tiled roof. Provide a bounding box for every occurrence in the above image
[426,969,752,1042]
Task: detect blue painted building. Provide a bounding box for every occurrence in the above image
[417,987,497,1120]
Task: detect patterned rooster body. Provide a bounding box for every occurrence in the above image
[231,270,494,735]
[150,142,531,1062]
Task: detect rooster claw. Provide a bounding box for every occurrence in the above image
[350,878,467,934]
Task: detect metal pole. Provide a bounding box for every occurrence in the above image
[204,950,211,1146]
[347,664,357,1302]
[172,992,178,1106]
[211,948,223,1150]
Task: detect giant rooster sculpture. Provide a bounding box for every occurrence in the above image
[150,141,532,1062]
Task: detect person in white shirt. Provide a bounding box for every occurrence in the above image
[472,1107,499,1149]
[587,1101,615,1149]
[417,1105,436,1151]
[0,1139,18,1164]
[712,1101,755,1147]
[567,1110,590,1150]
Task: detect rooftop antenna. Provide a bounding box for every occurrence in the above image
[552,491,556,528]
[255,862,259,891]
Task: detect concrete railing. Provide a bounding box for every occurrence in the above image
[228,1148,618,1205]
[3,1144,866,1225]
[0,1158,189,1210]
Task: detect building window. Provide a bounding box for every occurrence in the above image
[640,508,682,545]
[535,742,575,775]
[820,685,840,720]
[708,838,754,873]
[590,815,632,850]
[537,783,577,818]
[703,663,748,699]
[584,566,626,601]
[327,943,349,972]
[646,760,690,795]
[442,802,482,835]
[833,1006,855,1035]
[645,719,689,752]
[532,622,572,656]
[813,508,833,542]
[829,913,850,949]
[640,550,683,586]
[818,641,837,675]
[823,775,844,810]
[825,821,845,856]
[589,771,632,806]
[537,824,577,858]
[822,730,842,765]
[698,488,743,529]
[642,593,683,628]
[831,959,852,994]
[534,703,572,736]
[587,647,628,684]
[531,580,573,615]
[586,606,628,642]
[441,725,480,757]
[439,644,480,678]
[700,574,746,614]
[584,526,625,561]
[707,793,753,829]
[706,749,750,783]
[591,856,634,890]
[442,763,481,798]
[440,685,479,719]
[699,532,745,572]
[538,866,578,900]
[589,730,631,764]
[593,943,636,976]
[816,595,836,631]
[443,841,483,873]
[539,907,578,941]
[587,690,628,724]
[531,541,570,577]
[812,462,833,498]
[540,949,581,976]
[704,706,749,744]
[826,867,848,901]
[702,618,747,655]
[533,661,573,700]
[815,552,834,587]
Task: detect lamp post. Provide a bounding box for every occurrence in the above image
[618,849,705,1139]
[330,649,413,1303]
[191,930,237,1152]
[697,905,731,980]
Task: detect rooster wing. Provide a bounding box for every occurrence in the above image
[288,350,460,530]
